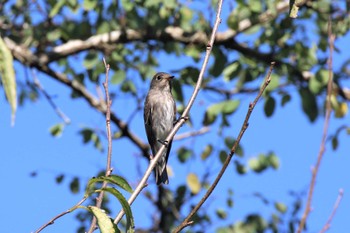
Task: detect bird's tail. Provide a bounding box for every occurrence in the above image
[155,161,168,185]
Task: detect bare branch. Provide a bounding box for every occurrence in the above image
[319,189,344,233]
[174,126,210,141]
[87,58,114,233]
[34,197,88,233]
[31,70,71,124]
[113,0,224,225]
[296,17,335,233]
[173,62,275,233]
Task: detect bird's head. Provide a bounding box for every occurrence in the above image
[150,72,174,91]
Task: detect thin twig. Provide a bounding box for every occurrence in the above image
[174,126,210,141]
[296,17,335,233]
[113,0,224,225]
[87,58,114,233]
[31,70,71,124]
[319,189,344,233]
[173,62,275,233]
[34,197,88,233]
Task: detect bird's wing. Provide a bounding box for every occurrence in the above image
[144,99,156,155]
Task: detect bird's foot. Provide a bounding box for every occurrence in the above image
[157,139,169,147]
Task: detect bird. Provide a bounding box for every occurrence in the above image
[144,72,176,185]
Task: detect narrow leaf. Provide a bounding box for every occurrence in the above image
[86,175,133,195]
[87,206,116,233]
[0,36,17,125]
[97,187,135,232]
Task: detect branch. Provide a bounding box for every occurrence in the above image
[296,18,335,233]
[173,62,275,233]
[113,0,224,225]
[31,70,71,124]
[174,126,210,141]
[319,189,344,233]
[40,1,288,62]
[34,197,88,233]
[203,82,289,98]
[4,37,150,158]
[87,58,114,233]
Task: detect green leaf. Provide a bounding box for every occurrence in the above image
[97,21,112,34]
[83,52,100,70]
[346,127,350,135]
[216,209,227,219]
[121,0,134,11]
[224,137,234,149]
[70,177,80,194]
[0,36,17,125]
[281,93,291,106]
[80,128,93,143]
[83,0,97,10]
[97,187,134,232]
[172,79,184,102]
[49,123,64,137]
[227,197,234,208]
[185,45,201,62]
[223,62,240,81]
[248,157,261,172]
[79,128,104,152]
[227,7,252,30]
[49,0,65,17]
[87,206,116,233]
[275,202,288,214]
[121,80,136,94]
[177,147,192,163]
[47,29,61,42]
[248,0,262,12]
[248,154,269,173]
[179,7,193,31]
[111,70,126,84]
[331,136,338,150]
[249,153,279,173]
[299,88,318,122]
[309,69,328,94]
[219,150,227,164]
[55,174,64,184]
[267,152,280,169]
[180,66,200,85]
[201,144,213,160]
[187,173,201,195]
[203,100,240,125]
[264,96,276,117]
[86,175,133,195]
[210,48,228,77]
[309,78,321,95]
[224,137,244,157]
[265,74,279,91]
[234,161,247,175]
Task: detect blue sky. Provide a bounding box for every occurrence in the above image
[1,1,350,233]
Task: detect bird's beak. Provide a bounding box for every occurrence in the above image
[166,76,175,81]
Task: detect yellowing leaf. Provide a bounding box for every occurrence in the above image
[335,102,348,118]
[186,173,201,195]
[0,36,17,125]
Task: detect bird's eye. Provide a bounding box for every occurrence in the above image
[156,76,162,81]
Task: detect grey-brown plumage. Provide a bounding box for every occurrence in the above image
[144,72,176,185]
